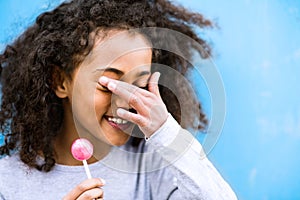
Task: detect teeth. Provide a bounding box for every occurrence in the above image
[107,117,128,124]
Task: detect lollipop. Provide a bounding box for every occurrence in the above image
[71,138,94,179]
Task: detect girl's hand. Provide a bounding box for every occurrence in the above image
[99,72,168,138]
[63,178,105,200]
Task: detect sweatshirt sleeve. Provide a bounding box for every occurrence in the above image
[145,113,237,200]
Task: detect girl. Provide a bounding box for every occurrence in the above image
[0,0,237,199]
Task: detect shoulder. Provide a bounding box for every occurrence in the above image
[0,153,30,186]
[0,154,46,199]
[0,153,24,171]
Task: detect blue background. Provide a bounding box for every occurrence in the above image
[1,0,300,199]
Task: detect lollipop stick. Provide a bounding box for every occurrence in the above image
[83,159,92,179]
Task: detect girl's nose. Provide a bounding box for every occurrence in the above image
[112,95,137,116]
[114,96,130,110]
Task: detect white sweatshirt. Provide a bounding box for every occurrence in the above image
[0,114,237,200]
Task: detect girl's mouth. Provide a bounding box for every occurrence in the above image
[104,116,133,131]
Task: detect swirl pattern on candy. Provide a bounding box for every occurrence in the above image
[71,138,94,161]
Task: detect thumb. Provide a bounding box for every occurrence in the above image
[148,72,161,97]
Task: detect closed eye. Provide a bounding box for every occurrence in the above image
[97,82,148,92]
[97,83,111,93]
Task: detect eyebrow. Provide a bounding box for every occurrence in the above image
[94,67,150,77]
[94,68,124,75]
[137,71,151,77]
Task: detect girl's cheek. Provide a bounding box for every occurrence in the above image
[94,91,112,108]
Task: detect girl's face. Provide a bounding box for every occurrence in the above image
[62,31,152,146]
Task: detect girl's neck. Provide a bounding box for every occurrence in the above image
[53,130,112,166]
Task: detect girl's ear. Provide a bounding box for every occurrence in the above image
[52,66,70,98]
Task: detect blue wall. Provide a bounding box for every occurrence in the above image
[1,0,300,199]
[176,1,300,199]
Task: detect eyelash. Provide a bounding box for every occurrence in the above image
[140,85,148,91]
[97,83,111,93]
[97,84,148,92]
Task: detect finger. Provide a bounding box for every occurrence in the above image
[117,108,148,127]
[63,178,105,200]
[148,72,161,97]
[77,188,104,200]
[99,76,148,112]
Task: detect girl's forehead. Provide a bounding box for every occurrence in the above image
[93,30,151,55]
[81,30,152,68]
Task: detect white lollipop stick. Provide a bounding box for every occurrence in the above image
[82,159,92,179]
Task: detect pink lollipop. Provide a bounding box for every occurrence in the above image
[71,138,94,179]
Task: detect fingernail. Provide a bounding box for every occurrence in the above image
[116,108,126,116]
[99,76,108,84]
[100,178,106,185]
[108,82,116,90]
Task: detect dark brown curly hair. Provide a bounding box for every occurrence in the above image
[0,0,213,172]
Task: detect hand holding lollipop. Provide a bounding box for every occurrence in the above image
[71,138,94,179]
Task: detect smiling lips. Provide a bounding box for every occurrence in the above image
[105,116,133,130]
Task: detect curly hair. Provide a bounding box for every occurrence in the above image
[0,0,213,172]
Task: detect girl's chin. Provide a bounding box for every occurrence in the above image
[105,134,130,146]
[89,118,135,146]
